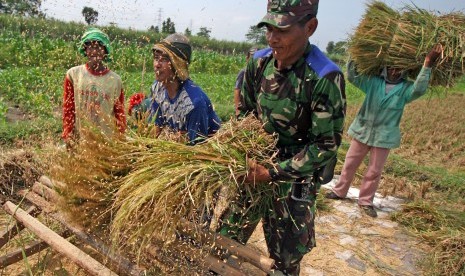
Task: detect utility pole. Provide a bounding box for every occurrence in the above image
[157,8,163,29]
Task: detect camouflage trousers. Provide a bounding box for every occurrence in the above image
[218,182,316,276]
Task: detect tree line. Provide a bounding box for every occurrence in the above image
[2,1,347,56]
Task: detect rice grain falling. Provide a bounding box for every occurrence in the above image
[50,116,279,255]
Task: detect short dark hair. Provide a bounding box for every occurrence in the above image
[297,14,315,27]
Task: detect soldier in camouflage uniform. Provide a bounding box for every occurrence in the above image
[218,0,346,275]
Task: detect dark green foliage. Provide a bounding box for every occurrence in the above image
[81,6,98,25]
[326,41,348,66]
[0,68,63,116]
[0,14,253,54]
[326,41,334,54]
[245,25,267,45]
[197,27,211,39]
[161,17,175,34]
[0,0,44,17]
[148,25,159,33]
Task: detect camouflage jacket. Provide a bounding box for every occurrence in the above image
[241,43,346,180]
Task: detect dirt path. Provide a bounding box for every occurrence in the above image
[245,179,429,276]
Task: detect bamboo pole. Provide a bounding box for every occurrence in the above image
[0,240,48,269]
[204,254,245,276]
[17,189,55,213]
[0,206,40,249]
[32,182,59,203]
[178,218,275,274]
[145,243,182,274]
[3,201,117,276]
[29,180,271,275]
[38,175,53,189]
[38,175,66,190]
[146,239,245,276]
[17,187,146,276]
[0,230,71,268]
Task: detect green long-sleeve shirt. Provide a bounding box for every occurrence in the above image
[347,62,431,149]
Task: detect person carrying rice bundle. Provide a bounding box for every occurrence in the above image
[326,44,443,218]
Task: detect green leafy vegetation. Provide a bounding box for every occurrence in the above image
[0,14,253,54]
[0,98,7,122]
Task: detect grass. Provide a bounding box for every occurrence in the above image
[391,201,448,233]
[391,201,465,275]
[454,78,465,92]
[193,73,237,120]
[0,117,61,146]
[0,99,7,122]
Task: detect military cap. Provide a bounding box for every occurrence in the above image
[257,0,319,28]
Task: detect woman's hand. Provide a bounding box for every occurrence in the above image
[424,44,443,68]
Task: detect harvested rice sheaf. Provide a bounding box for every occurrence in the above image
[349,1,465,87]
[49,129,131,229]
[430,233,465,276]
[110,116,278,254]
[0,150,43,200]
[391,201,448,233]
[50,116,278,254]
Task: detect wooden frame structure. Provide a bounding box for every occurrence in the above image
[0,175,275,275]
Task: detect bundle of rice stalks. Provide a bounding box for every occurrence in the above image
[109,116,278,254]
[349,1,465,87]
[50,116,278,256]
[49,129,132,230]
[425,230,465,276]
[49,124,188,230]
[128,109,189,143]
[348,2,400,74]
[390,200,448,233]
[0,149,43,201]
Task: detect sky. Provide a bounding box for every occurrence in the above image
[40,0,465,49]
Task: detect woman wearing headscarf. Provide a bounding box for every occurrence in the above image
[131,33,220,145]
[62,28,126,148]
